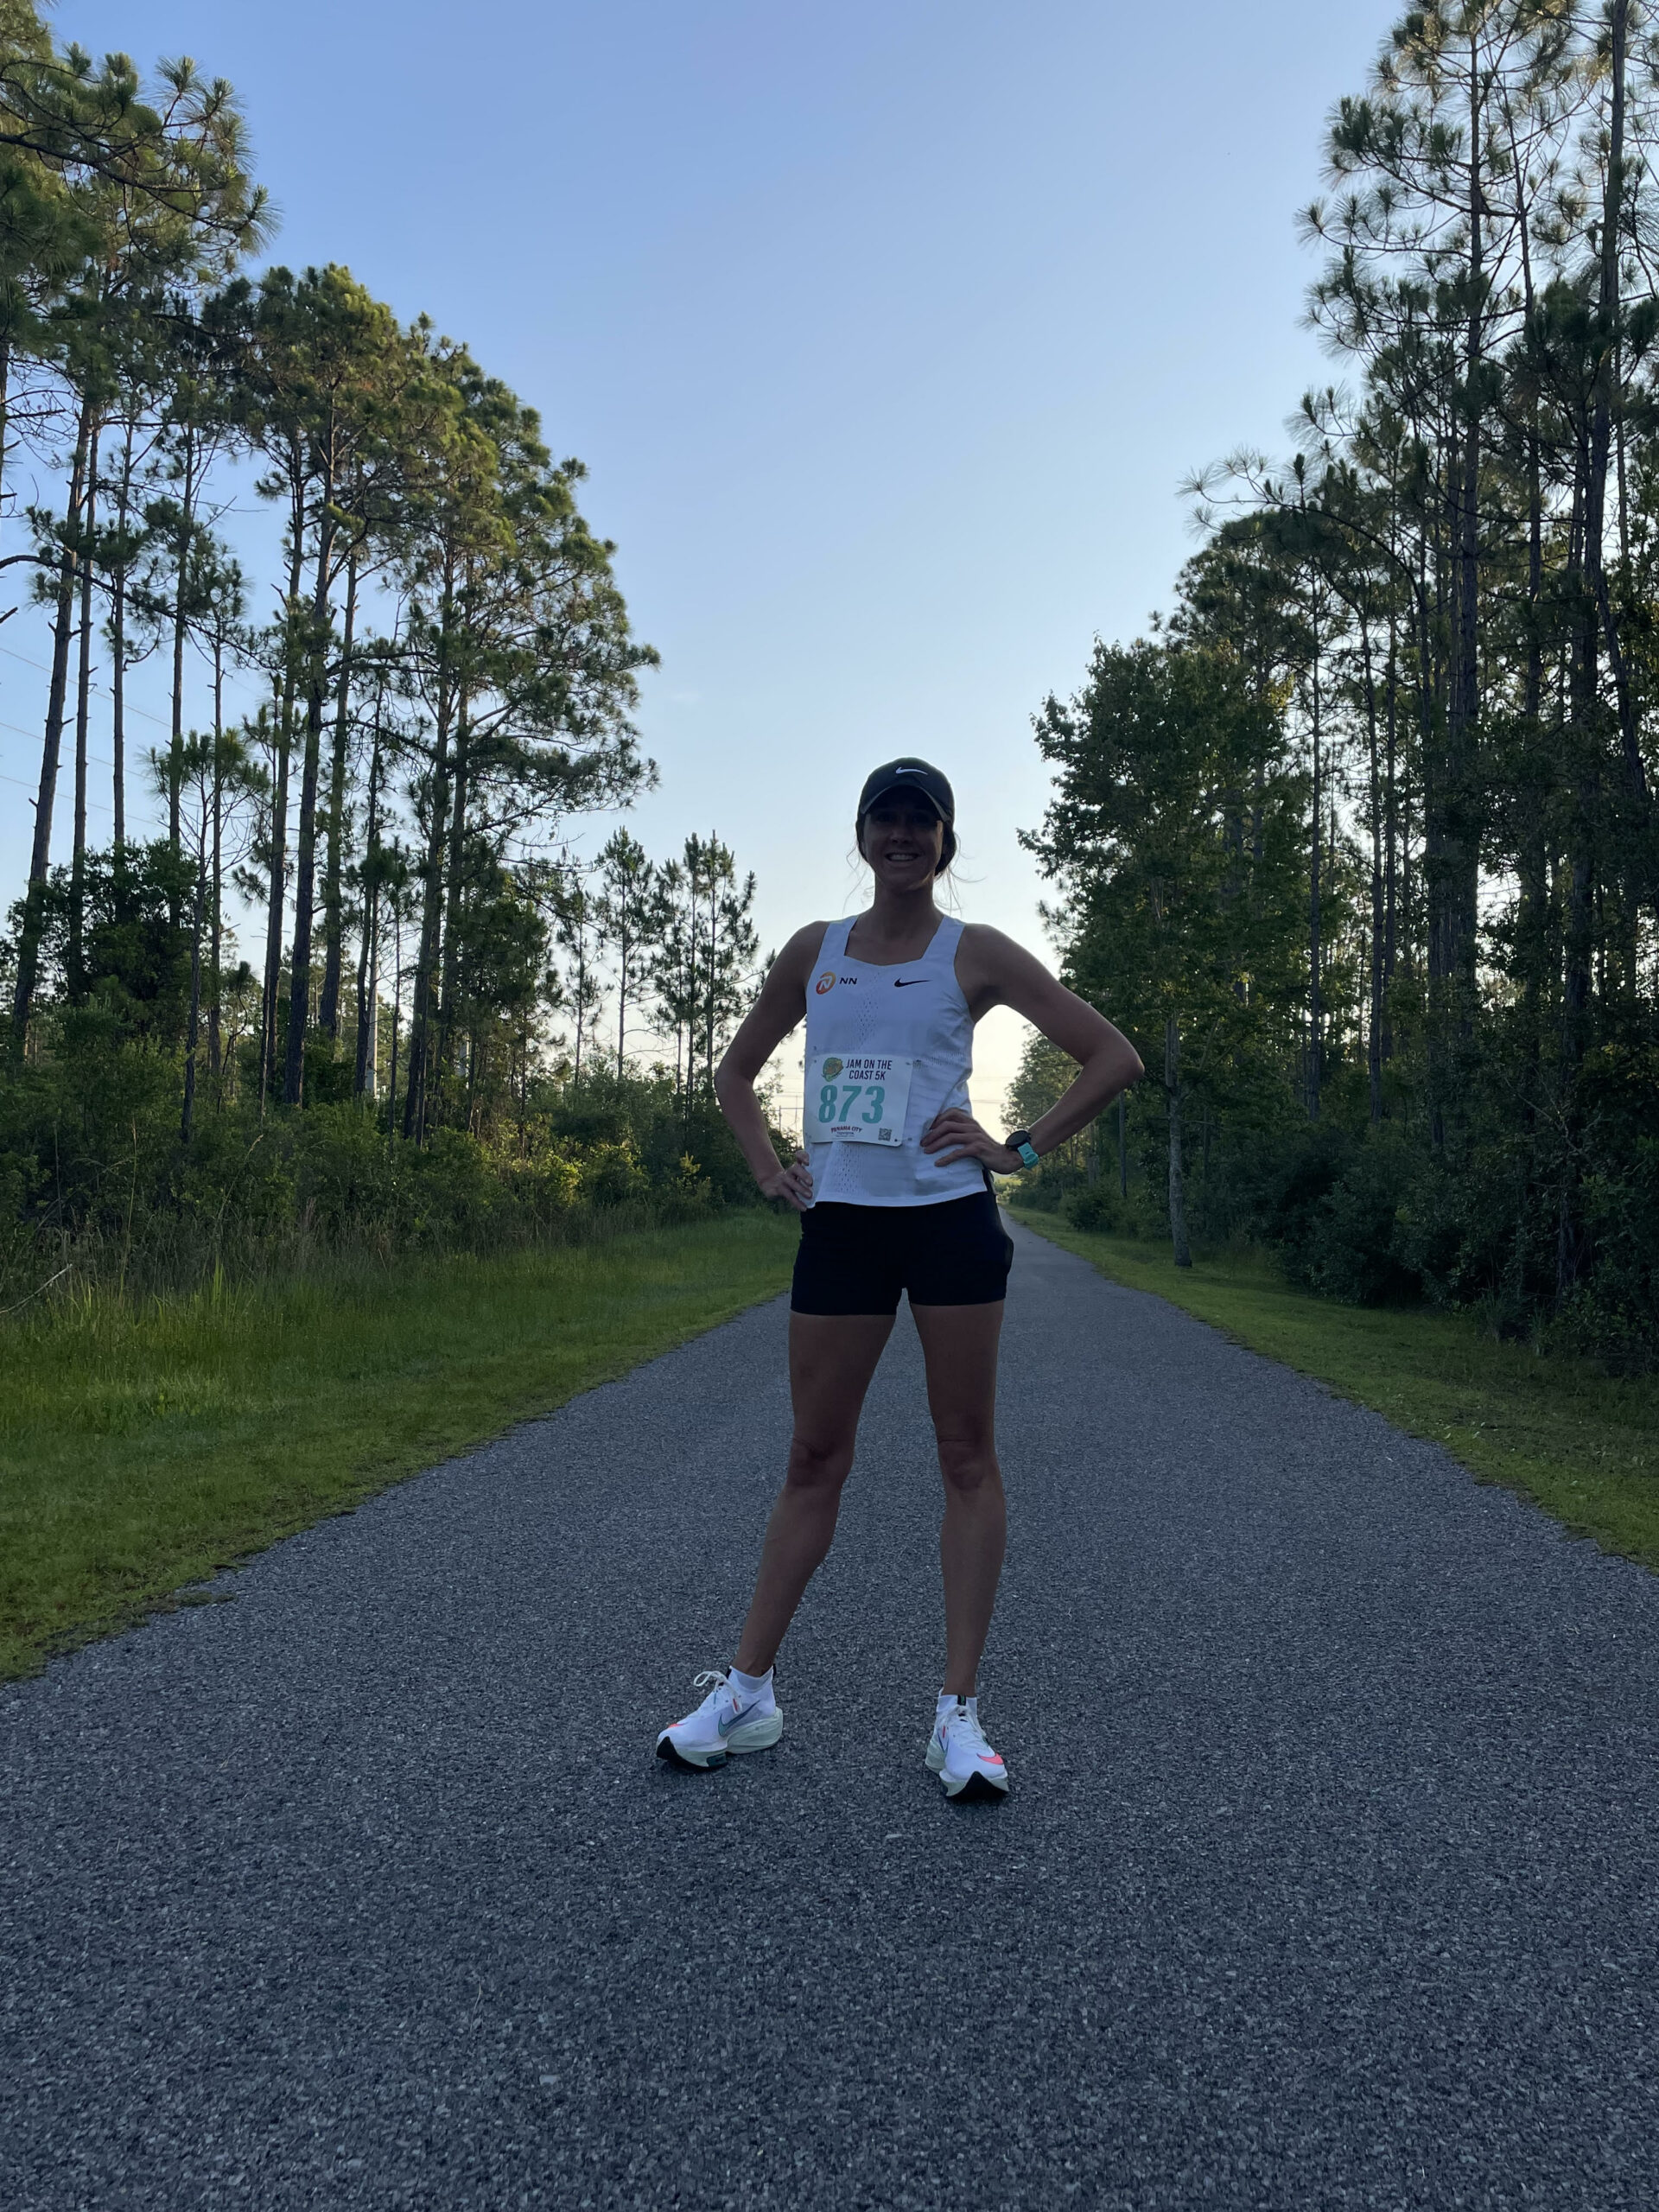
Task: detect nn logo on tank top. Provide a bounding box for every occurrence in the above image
[814,971,858,995]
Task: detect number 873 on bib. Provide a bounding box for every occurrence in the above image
[804,1052,913,1147]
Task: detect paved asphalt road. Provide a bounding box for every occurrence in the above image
[5,1219,1659,2210]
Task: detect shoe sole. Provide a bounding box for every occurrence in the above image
[925,1738,1010,1800]
[655,1713,784,1770]
[942,1768,1009,1802]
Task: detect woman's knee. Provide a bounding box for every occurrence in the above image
[937,1433,1001,1496]
[785,1430,855,1493]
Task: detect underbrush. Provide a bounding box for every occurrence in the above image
[0,1041,779,1312]
[1009,1097,1659,1375]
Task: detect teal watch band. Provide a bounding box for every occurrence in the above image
[1007,1128,1040,1171]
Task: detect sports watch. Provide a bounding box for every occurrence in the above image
[1005,1128,1040,1171]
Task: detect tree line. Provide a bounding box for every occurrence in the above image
[1017,0,1659,1366]
[0,5,771,1288]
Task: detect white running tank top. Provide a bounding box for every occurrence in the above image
[802,914,985,1208]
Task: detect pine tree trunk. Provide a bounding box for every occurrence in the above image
[1382,626,1398,1053]
[168,430,198,861]
[1306,606,1322,1122]
[208,633,225,1085]
[68,422,99,998]
[0,335,10,552]
[387,909,403,1135]
[1560,8,1630,1075]
[404,631,455,1142]
[111,416,134,863]
[1588,0,1644,807]
[435,695,471,1108]
[1516,403,1548,1082]
[1520,287,1547,1073]
[259,681,293,1111]
[1440,35,1485,1011]
[283,480,338,1107]
[1362,613,1384,1124]
[353,703,383,1099]
[260,518,307,1109]
[1414,505,1452,1147]
[10,397,92,1049]
[353,875,377,1101]
[573,918,586,1085]
[1166,1018,1190,1269]
[181,844,205,1143]
[318,549,359,1038]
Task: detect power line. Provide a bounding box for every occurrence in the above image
[0,766,114,817]
[0,639,179,731]
[0,715,117,775]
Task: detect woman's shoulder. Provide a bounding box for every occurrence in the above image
[955,918,1018,961]
[954,921,1042,987]
[774,919,841,979]
[785,918,844,950]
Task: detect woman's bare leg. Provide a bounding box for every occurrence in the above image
[911,1300,1006,1697]
[733,1311,893,1675]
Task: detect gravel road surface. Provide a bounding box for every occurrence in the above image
[5,1217,1659,2210]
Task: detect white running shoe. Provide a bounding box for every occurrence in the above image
[655,1670,784,1770]
[925,1696,1009,1801]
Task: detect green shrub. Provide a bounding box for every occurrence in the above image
[0,1032,788,1304]
[1007,1161,1081,1213]
[1287,1141,1421,1306]
[575,1136,649,1209]
[1066,1181,1122,1232]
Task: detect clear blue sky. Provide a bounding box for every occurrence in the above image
[10,0,1388,1110]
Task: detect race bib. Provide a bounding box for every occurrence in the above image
[805,1053,913,1146]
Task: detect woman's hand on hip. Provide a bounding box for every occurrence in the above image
[759,1148,814,1211]
[921,1109,1019,1173]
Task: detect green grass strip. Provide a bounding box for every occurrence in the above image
[1016,1212,1659,1571]
[0,1209,798,1681]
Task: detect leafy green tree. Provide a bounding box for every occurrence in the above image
[1027,638,1308,1265]
[1021,0,1659,1353]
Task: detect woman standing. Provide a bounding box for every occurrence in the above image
[655,760,1141,1798]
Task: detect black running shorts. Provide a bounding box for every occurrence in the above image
[791,1192,1014,1315]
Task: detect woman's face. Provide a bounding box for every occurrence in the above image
[860,792,945,890]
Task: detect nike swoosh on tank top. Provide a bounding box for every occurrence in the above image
[802,914,985,1208]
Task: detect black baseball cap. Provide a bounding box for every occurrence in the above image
[856,758,955,825]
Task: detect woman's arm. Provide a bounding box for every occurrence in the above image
[922,925,1144,1174]
[713,924,825,1211]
